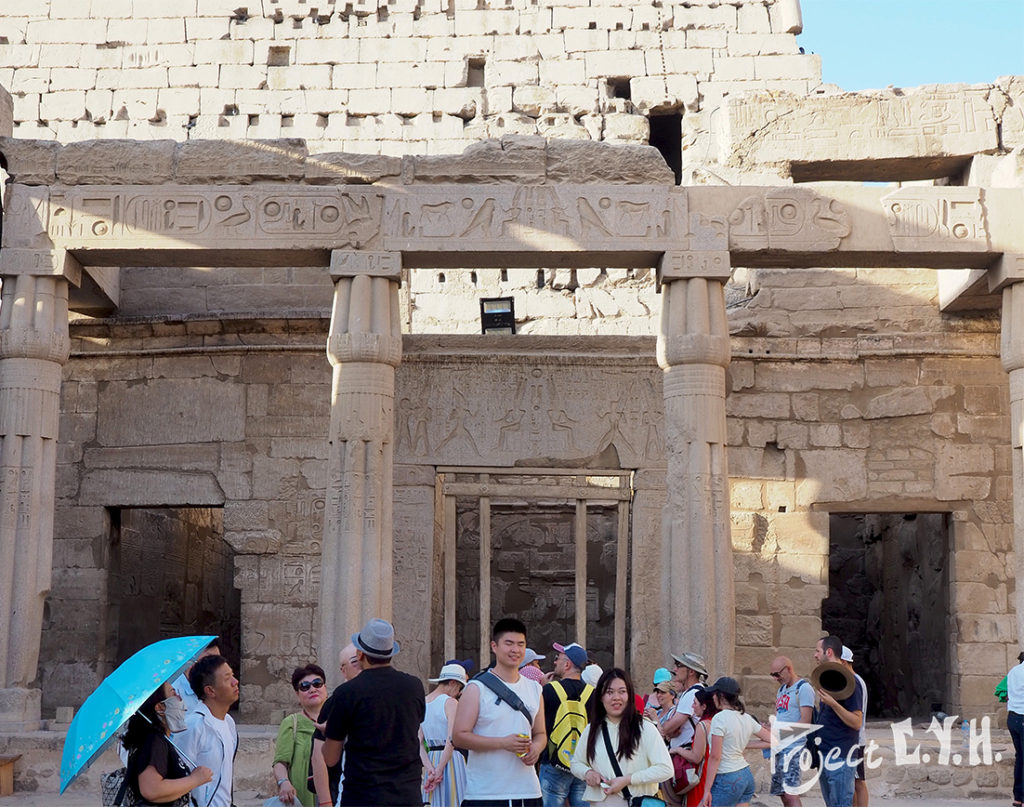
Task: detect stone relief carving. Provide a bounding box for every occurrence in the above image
[729,91,996,155]
[44,186,384,249]
[395,362,663,466]
[882,187,989,252]
[727,188,851,251]
[385,185,688,252]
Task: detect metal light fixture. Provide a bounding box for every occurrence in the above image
[480,296,516,334]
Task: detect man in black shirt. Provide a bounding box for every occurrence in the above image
[323,619,426,807]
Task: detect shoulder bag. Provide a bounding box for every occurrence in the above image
[600,720,666,807]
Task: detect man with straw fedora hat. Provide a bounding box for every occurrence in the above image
[664,650,708,748]
[322,618,425,807]
[811,635,863,807]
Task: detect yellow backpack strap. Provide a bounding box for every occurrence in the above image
[551,680,567,704]
[580,684,593,704]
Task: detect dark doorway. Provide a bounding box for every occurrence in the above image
[823,513,950,718]
[110,507,241,682]
[454,501,619,671]
[649,112,682,184]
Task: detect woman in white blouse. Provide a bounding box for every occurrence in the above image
[570,667,673,805]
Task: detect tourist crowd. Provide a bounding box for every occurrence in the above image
[114,620,888,807]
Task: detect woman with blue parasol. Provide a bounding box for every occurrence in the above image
[120,680,212,805]
[59,635,220,804]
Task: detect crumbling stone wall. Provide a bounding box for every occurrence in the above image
[0,0,814,153]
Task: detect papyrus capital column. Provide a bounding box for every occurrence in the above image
[0,267,71,729]
[319,251,402,677]
[999,277,1024,647]
[656,251,734,678]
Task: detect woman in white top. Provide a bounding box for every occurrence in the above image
[570,667,673,805]
[420,663,468,807]
[700,676,771,807]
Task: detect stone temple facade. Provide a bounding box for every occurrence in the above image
[0,0,1022,733]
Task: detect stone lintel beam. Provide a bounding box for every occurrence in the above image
[13,182,1020,276]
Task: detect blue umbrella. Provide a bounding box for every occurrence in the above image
[59,634,216,794]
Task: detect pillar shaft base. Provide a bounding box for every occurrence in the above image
[0,687,42,731]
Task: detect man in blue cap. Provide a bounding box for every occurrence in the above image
[322,618,425,807]
[539,641,592,807]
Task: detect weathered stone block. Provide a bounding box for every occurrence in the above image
[0,137,58,183]
[78,469,225,506]
[173,138,307,183]
[545,140,672,183]
[56,138,176,184]
[721,88,999,179]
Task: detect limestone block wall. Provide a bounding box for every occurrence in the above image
[0,0,816,154]
[724,266,1013,719]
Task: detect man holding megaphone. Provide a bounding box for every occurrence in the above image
[811,636,864,807]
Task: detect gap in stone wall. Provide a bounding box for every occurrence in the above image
[111,506,242,702]
[822,512,950,719]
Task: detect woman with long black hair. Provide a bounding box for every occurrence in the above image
[121,680,213,806]
[569,667,672,805]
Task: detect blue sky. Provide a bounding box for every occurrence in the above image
[798,0,1024,91]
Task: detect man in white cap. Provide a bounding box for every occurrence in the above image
[322,618,425,807]
[840,646,869,807]
[539,641,591,807]
[664,650,708,747]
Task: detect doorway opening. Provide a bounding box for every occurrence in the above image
[436,469,631,672]
[109,507,241,686]
[649,112,683,184]
[822,512,950,718]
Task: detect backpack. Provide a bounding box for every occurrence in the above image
[546,680,592,771]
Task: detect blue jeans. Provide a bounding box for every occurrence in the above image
[709,766,756,806]
[818,754,856,807]
[1008,710,1023,804]
[539,761,586,807]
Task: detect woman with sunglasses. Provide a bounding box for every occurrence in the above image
[272,664,329,806]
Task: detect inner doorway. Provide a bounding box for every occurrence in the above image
[437,469,632,672]
[109,507,242,679]
[822,512,950,718]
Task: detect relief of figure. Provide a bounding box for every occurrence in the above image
[549,408,578,452]
[596,395,636,458]
[435,389,480,457]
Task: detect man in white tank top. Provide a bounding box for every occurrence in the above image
[453,617,546,807]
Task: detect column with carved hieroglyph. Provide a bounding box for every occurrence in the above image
[318,252,402,676]
[999,272,1024,647]
[657,251,734,678]
[0,267,71,729]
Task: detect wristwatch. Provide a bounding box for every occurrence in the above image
[277,777,288,787]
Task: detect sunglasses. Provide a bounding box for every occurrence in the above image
[769,670,785,679]
[298,678,325,692]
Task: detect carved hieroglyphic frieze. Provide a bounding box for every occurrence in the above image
[727,90,998,164]
[43,186,385,250]
[882,187,989,252]
[396,361,664,466]
[384,185,689,254]
[727,187,851,251]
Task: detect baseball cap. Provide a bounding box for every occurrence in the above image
[553,642,588,670]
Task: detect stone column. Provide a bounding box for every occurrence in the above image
[1000,279,1024,647]
[0,270,71,730]
[656,252,734,677]
[318,252,402,675]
